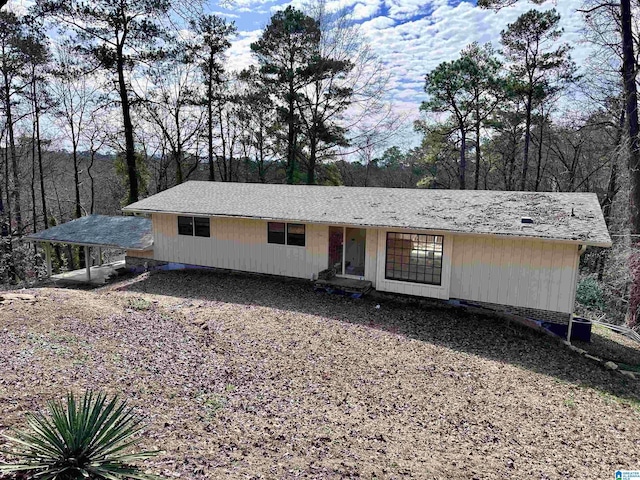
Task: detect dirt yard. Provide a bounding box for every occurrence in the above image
[1,269,639,479]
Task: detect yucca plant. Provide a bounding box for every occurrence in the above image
[0,391,160,479]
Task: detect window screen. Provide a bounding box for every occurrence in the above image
[268,222,286,244]
[287,224,305,247]
[194,217,210,237]
[178,216,193,236]
[385,233,443,285]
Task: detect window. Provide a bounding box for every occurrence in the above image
[178,216,194,236]
[287,224,305,247]
[268,222,286,244]
[178,216,210,237]
[268,222,305,246]
[385,233,443,285]
[194,217,210,237]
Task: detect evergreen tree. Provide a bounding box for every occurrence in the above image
[189,14,236,182]
[251,6,321,184]
[500,9,576,190]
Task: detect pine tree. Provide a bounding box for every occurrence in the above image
[251,6,321,184]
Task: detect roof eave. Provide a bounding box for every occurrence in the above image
[123,207,612,248]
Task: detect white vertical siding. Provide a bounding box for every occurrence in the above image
[364,228,378,287]
[152,214,328,280]
[449,235,580,313]
[151,212,581,314]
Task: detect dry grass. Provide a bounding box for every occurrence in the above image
[1,269,640,479]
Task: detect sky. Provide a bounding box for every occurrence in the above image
[6,0,592,149]
[214,0,591,139]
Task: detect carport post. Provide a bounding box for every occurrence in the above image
[85,246,91,281]
[98,247,103,266]
[44,242,52,278]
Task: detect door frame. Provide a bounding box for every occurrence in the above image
[332,226,366,279]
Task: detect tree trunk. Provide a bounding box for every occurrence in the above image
[31,124,37,233]
[520,92,534,191]
[35,81,48,229]
[117,47,138,204]
[307,135,317,185]
[3,69,21,235]
[534,115,545,192]
[474,112,481,190]
[258,124,266,183]
[286,59,296,185]
[459,128,466,189]
[72,143,81,219]
[621,0,640,326]
[88,151,96,214]
[217,100,227,181]
[207,62,215,181]
[175,151,183,184]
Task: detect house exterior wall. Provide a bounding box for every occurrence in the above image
[364,228,378,287]
[152,213,328,279]
[149,214,581,318]
[448,235,580,314]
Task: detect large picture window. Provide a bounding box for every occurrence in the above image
[268,222,305,246]
[385,233,443,285]
[178,216,210,237]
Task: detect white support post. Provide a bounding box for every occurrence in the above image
[45,242,52,278]
[85,246,91,281]
[341,226,346,276]
[566,313,574,344]
[98,247,103,266]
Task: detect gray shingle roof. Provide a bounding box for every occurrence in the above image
[123,181,612,247]
[25,215,153,250]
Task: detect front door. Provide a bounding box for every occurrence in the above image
[328,226,366,277]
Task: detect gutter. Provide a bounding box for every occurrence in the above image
[122,207,613,248]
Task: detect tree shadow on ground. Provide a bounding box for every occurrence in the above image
[120,269,640,404]
[574,333,640,367]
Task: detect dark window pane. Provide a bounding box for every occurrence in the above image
[268,222,286,244]
[385,232,444,285]
[178,216,193,236]
[194,217,210,237]
[287,223,305,246]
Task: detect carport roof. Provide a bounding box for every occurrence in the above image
[24,215,153,250]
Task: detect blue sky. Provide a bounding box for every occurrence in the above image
[6,0,592,148]
[214,0,590,138]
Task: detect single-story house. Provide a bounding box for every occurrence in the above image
[122,181,612,328]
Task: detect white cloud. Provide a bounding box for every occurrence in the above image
[351,1,380,20]
[223,0,593,146]
[225,29,262,72]
[353,0,591,129]
[6,0,34,16]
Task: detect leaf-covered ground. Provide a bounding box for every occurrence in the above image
[1,269,640,479]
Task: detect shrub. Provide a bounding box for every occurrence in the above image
[576,277,606,311]
[0,391,159,479]
[127,297,152,311]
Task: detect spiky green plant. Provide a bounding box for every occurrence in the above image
[0,391,160,479]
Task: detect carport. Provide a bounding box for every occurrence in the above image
[24,215,152,284]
